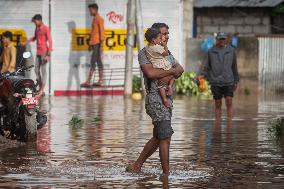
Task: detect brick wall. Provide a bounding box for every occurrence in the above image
[195,7,272,36]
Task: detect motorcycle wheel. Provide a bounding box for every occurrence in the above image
[24,113,37,141]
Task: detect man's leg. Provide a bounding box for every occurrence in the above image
[128,137,159,172]
[34,56,41,91]
[211,86,222,125]
[39,61,48,95]
[81,68,94,85]
[94,44,104,86]
[225,96,233,122]
[159,137,171,175]
[214,99,222,125]
[81,46,95,86]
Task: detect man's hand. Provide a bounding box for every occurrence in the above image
[44,55,50,63]
[233,83,238,91]
[160,41,167,48]
[20,41,27,46]
[172,64,184,79]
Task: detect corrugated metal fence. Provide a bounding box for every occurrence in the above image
[258,36,284,91]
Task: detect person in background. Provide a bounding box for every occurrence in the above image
[81,3,105,87]
[202,32,239,125]
[0,31,16,73]
[0,31,16,117]
[29,14,53,97]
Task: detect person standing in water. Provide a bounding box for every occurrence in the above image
[202,32,239,125]
[126,23,184,179]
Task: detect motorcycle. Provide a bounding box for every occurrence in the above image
[0,52,47,142]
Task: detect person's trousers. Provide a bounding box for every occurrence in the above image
[90,44,103,71]
[35,54,48,87]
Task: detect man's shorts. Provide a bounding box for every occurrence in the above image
[211,85,234,100]
[145,93,174,140]
[152,120,174,140]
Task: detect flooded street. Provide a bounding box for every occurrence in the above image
[0,86,284,188]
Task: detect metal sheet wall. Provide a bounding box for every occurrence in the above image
[258,36,284,91]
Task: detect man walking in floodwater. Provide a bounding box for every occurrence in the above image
[202,32,239,125]
[126,23,184,178]
[81,3,105,87]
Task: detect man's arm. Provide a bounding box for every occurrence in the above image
[232,51,239,84]
[46,26,53,54]
[200,51,210,79]
[139,49,183,80]
[29,37,36,42]
[141,63,174,80]
[8,47,16,72]
[99,18,105,45]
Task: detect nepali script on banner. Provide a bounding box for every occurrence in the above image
[72,28,147,51]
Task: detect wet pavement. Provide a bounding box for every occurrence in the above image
[0,84,284,188]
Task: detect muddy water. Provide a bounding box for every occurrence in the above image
[0,91,284,188]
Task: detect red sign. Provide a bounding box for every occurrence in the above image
[106,11,124,24]
[22,97,38,105]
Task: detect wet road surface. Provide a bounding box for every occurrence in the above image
[0,87,284,188]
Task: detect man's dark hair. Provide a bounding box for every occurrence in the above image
[88,3,98,10]
[2,31,13,41]
[32,14,42,21]
[151,23,169,30]
[145,27,160,43]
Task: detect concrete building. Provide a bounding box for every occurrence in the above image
[194,0,284,36]
[0,0,194,95]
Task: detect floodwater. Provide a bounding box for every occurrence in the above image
[0,83,284,188]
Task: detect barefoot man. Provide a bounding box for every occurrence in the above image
[126,23,184,177]
[202,32,239,125]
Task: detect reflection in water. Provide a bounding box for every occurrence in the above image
[0,91,283,188]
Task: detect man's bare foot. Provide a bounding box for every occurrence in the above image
[159,173,170,182]
[93,80,103,87]
[163,99,171,108]
[167,86,173,96]
[80,81,91,88]
[125,164,141,173]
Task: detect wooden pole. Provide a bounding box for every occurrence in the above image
[124,0,136,97]
[135,0,146,95]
